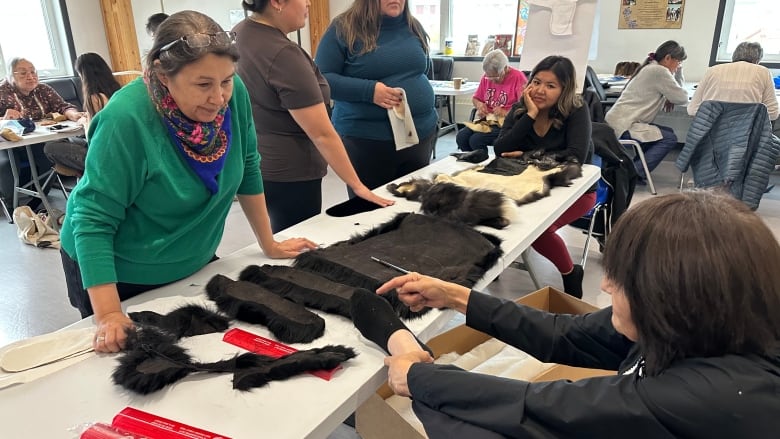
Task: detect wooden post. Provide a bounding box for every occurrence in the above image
[98,0,142,85]
[308,0,330,57]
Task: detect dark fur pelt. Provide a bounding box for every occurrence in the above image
[294,213,503,319]
[129,304,231,339]
[239,265,352,318]
[205,274,325,344]
[388,180,512,229]
[113,326,356,394]
[112,326,201,395]
[232,345,356,391]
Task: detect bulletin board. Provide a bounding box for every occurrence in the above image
[619,0,685,29]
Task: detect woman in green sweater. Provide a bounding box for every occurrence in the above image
[59,11,317,353]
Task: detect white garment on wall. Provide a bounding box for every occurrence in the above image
[527,0,580,36]
[519,0,598,93]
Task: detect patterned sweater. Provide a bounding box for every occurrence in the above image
[0,80,75,120]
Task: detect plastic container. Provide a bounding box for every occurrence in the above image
[444,38,454,55]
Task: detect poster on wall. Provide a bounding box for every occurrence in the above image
[619,0,685,29]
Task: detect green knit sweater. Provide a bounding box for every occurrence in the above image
[60,76,263,289]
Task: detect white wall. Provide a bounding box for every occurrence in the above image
[590,0,719,82]
[65,0,110,65]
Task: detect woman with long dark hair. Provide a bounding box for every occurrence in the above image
[493,55,594,298]
[43,53,122,173]
[314,0,438,200]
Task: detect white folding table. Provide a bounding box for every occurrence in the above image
[0,157,599,439]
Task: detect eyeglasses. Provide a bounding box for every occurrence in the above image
[13,70,38,77]
[159,31,236,54]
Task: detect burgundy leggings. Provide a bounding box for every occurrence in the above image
[531,191,597,273]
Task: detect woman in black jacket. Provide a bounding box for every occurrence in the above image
[351,191,780,438]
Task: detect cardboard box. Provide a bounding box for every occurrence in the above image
[356,287,615,439]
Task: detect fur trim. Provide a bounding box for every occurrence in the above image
[239,265,352,318]
[232,345,356,390]
[113,327,356,394]
[206,274,325,344]
[129,304,231,339]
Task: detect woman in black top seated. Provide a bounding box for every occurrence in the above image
[493,55,594,298]
[351,191,780,438]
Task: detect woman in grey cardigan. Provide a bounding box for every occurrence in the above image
[605,40,689,183]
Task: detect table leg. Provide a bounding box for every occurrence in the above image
[7,149,21,212]
[24,145,55,215]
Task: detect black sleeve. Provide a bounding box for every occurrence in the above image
[562,104,592,163]
[409,354,772,439]
[408,364,674,439]
[465,291,632,370]
[493,102,535,155]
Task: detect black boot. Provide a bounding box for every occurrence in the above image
[561,264,584,299]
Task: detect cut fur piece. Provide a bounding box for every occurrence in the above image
[232,345,356,391]
[112,327,200,395]
[205,274,325,344]
[388,179,515,229]
[239,265,353,318]
[294,213,503,319]
[129,304,231,339]
[112,327,356,394]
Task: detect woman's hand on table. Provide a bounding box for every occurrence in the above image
[3,109,22,120]
[265,237,319,259]
[373,83,403,110]
[352,185,395,208]
[384,351,433,397]
[65,110,87,122]
[94,311,133,353]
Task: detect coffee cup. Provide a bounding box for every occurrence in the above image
[453,77,463,90]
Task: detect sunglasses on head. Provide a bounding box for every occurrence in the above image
[159,31,236,54]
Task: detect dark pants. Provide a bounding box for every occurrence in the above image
[455,126,500,152]
[263,178,323,233]
[44,136,87,172]
[341,131,437,197]
[59,249,219,318]
[621,125,677,179]
[412,400,505,439]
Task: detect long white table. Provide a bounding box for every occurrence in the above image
[0,120,84,221]
[0,157,599,439]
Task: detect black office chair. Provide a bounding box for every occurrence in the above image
[584,66,617,118]
[429,56,455,128]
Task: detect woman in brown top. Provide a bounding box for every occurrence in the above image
[234,0,393,233]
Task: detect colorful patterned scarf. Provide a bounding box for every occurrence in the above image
[145,71,231,194]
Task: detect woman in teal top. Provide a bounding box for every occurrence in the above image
[59,11,317,353]
[315,0,438,196]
